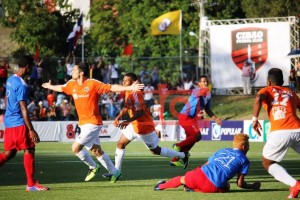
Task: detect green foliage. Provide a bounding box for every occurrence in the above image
[241,0,300,18]
[0,0,79,57]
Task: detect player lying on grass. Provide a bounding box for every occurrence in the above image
[154,133,261,193]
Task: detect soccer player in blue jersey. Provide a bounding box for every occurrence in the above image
[155,134,261,193]
[170,75,221,167]
[0,56,49,191]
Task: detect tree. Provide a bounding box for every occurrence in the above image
[89,0,199,84]
[241,0,300,18]
[0,0,79,57]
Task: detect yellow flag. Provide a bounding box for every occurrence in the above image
[151,10,181,35]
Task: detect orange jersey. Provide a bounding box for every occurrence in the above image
[62,79,111,126]
[124,91,155,134]
[258,86,300,131]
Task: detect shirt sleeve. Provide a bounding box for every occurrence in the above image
[62,81,72,95]
[94,81,111,94]
[16,83,28,102]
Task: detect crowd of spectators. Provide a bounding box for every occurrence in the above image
[0,56,201,122]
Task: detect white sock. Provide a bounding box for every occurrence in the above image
[115,148,125,172]
[268,163,297,186]
[76,149,96,169]
[96,153,117,174]
[160,147,185,158]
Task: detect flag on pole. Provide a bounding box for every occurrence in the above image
[151,10,181,36]
[34,45,40,62]
[67,13,83,52]
[122,44,133,56]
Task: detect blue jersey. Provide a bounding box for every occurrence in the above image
[180,88,211,117]
[201,148,250,188]
[4,75,29,128]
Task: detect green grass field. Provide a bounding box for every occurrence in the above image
[0,141,299,200]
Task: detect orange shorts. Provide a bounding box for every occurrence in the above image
[4,124,35,151]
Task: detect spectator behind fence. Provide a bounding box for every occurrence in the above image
[38,101,47,121]
[60,99,71,121]
[56,59,67,84]
[0,58,10,85]
[47,90,57,107]
[65,52,76,81]
[151,65,160,89]
[144,82,154,108]
[108,59,119,84]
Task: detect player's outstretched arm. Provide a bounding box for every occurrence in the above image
[110,81,144,92]
[42,80,63,92]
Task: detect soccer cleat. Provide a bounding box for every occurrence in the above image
[110,170,122,183]
[154,180,166,191]
[102,173,112,180]
[288,181,300,198]
[26,182,50,192]
[172,144,180,152]
[169,160,184,167]
[182,152,190,169]
[183,185,194,192]
[85,164,100,181]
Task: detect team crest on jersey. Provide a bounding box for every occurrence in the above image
[231,27,268,72]
[84,87,89,92]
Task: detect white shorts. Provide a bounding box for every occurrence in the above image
[76,124,102,150]
[263,129,300,162]
[121,124,159,149]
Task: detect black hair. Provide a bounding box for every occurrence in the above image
[267,68,284,86]
[124,72,138,81]
[78,62,89,76]
[17,55,33,68]
[199,75,208,80]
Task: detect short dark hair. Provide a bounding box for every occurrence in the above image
[267,68,284,86]
[78,62,89,76]
[17,55,33,68]
[199,75,208,80]
[124,72,138,81]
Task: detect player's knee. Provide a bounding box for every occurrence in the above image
[4,150,17,160]
[262,158,274,171]
[195,133,202,142]
[150,147,160,155]
[117,142,126,149]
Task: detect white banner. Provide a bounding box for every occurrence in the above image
[210,22,290,88]
[0,121,180,142]
[0,120,267,143]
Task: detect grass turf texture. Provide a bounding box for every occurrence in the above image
[0,141,299,200]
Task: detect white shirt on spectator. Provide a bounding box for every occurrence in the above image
[144,85,154,100]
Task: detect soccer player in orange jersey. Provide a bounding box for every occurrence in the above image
[252,68,300,198]
[42,63,144,183]
[103,72,189,179]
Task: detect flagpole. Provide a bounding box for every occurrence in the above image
[81,35,84,62]
[179,10,182,73]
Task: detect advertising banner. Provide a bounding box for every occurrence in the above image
[0,120,268,143]
[210,22,290,88]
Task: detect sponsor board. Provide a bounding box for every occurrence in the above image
[243,120,265,142]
